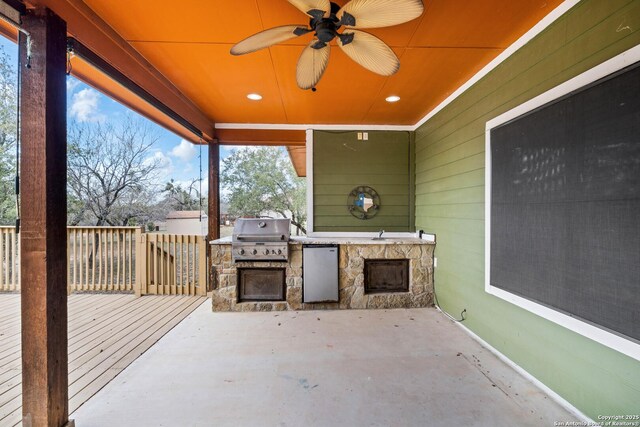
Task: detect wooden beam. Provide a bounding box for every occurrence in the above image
[0,0,25,26]
[216,129,306,147]
[19,7,69,427]
[208,143,220,242]
[207,143,220,291]
[286,146,307,177]
[0,17,18,41]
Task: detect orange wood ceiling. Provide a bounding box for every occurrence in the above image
[47,0,563,126]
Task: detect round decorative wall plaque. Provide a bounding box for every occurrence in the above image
[347,186,381,220]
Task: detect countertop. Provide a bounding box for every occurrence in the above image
[210,236,434,245]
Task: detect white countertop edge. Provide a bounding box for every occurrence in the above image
[210,236,435,245]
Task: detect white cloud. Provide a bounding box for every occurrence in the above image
[66,78,80,92]
[170,139,197,162]
[145,151,174,179]
[70,88,105,122]
[171,179,202,190]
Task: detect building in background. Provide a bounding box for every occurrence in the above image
[165,211,208,236]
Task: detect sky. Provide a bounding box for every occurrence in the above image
[0,35,243,193]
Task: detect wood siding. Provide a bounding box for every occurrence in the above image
[414,0,640,418]
[313,130,413,232]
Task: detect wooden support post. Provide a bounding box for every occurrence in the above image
[66,228,72,295]
[208,141,220,240]
[197,236,207,296]
[134,227,146,297]
[19,8,69,427]
[208,142,220,290]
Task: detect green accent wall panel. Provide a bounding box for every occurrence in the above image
[414,0,640,418]
[313,130,413,232]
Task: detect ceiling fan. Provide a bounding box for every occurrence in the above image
[230,0,425,90]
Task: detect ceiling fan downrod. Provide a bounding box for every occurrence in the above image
[308,2,348,48]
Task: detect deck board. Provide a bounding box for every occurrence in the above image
[0,293,206,426]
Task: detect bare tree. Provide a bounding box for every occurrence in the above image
[162,178,206,212]
[67,117,163,226]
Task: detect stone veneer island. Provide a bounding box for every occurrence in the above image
[210,237,435,312]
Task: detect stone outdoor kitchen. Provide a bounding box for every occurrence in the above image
[210,236,435,312]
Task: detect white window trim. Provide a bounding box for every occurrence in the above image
[305,129,314,234]
[485,44,640,362]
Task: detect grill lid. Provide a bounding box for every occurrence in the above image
[232,218,291,242]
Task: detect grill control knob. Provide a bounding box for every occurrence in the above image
[263,249,269,255]
[238,249,245,255]
[277,249,282,255]
[251,249,257,255]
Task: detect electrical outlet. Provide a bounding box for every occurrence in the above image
[363,132,369,140]
[434,257,438,268]
[357,132,363,140]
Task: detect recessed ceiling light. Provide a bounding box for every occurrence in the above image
[386,95,401,103]
[247,93,262,101]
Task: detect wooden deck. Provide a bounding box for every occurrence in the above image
[0,293,206,426]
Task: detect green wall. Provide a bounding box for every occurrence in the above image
[313,130,414,232]
[414,0,640,418]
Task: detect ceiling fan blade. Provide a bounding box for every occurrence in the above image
[337,0,424,29]
[231,25,311,56]
[296,39,331,90]
[338,30,399,76]
[288,0,331,18]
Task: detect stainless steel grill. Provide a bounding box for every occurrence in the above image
[232,218,291,262]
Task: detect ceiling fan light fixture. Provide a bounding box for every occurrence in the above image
[247,93,263,101]
[385,95,401,103]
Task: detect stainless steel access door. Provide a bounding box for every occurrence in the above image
[303,245,339,303]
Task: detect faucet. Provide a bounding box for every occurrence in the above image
[378,229,385,239]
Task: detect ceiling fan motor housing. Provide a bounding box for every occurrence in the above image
[309,1,342,47]
[315,21,339,43]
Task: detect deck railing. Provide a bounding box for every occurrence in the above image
[0,226,208,296]
[67,226,141,293]
[0,227,19,292]
[138,233,208,296]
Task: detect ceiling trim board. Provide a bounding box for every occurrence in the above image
[215,123,415,131]
[218,140,305,146]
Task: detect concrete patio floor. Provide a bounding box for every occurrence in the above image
[72,303,580,427]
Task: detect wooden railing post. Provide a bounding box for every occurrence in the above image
[0,227,20,291]
[135,227,146,297]
[198,236,208,296]
[1,228,7,292]
[67,228,73,295]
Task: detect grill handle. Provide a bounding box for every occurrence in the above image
[236,234,287,241]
